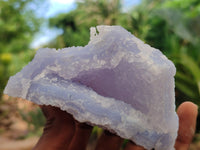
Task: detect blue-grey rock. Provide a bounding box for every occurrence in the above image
[4,25,178,150]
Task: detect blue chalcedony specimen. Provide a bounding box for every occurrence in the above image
[4,25,178,150]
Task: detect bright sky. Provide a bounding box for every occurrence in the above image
[45,0,76,18]
[50,0,75,4]
[45,0,140,17]
[31,0,140,48]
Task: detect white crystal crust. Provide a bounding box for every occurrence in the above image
[4,25,178,150]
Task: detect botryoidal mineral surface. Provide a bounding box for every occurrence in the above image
[4,25,178,150]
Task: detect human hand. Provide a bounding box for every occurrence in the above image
[33,101,198,150]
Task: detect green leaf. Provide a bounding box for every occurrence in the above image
[175,81,198,98]
[175,71,196,86]
[181,54,200,80]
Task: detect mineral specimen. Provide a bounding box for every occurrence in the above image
[4,25,178,150]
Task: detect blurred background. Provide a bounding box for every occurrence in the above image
[0,0,200,149]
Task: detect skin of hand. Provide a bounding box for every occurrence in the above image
[33,101,198,150]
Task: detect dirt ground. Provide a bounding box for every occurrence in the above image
[0,95,200,150]
[0,136,38,150]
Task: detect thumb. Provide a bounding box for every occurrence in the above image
[175,102,198,150]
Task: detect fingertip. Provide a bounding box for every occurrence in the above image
[177,101,198,117]
[175,101,198,149]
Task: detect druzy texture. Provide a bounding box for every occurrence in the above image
[4,25,178,150]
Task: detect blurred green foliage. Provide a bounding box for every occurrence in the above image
[48,0,132,48]
[19,107,45,137]
[0,0,43,98]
